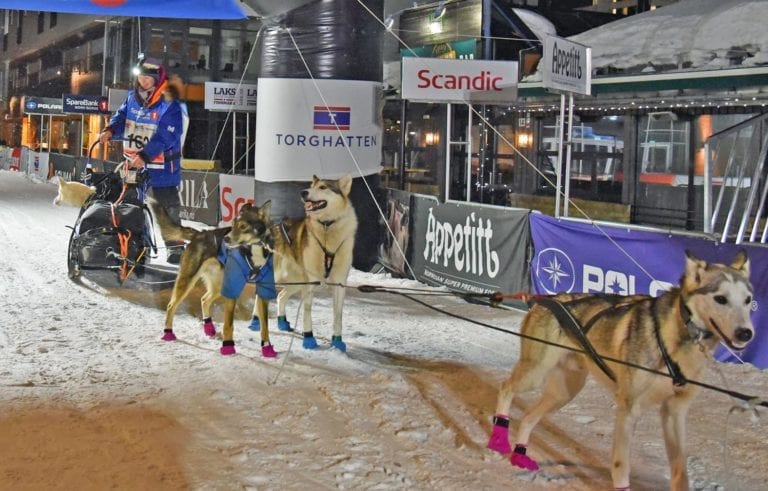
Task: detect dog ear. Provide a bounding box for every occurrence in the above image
[259,200,272,219]
[338,174,352,196]
[312,175,319,184]
[684,250,705,281]
[731,249,750,276]
[239,203,253,215]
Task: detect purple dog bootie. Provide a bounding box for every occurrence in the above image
[510,444,539,471]
[161,329,177,341]
[261,342,278,358]
[203,317,216,337]
[220,340,236,356]
[487,415,512,454]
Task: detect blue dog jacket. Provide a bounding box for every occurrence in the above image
[218,244,276,300]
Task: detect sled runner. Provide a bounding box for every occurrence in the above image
[66,142,176,290]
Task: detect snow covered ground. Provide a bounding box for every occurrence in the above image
[0,169,767,490]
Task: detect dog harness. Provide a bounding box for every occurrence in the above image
[217,242,276,300]
[309,219,347,279]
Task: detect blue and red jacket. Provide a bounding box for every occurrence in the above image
[106,81,183,188]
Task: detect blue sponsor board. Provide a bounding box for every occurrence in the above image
[63,94,110,114]
[529,213,768,368]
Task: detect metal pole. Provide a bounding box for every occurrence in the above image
[554,94,565,218]
[232,112,237,174]
[564,94,574,217]
[465,106,473,202]
[445,103,452,201]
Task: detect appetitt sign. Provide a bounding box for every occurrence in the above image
[541,35,592,96]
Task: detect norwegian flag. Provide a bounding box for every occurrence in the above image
[313,106,350,130]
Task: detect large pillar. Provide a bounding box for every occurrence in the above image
[255,0,384,271]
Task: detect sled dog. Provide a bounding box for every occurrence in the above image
[53,175,94,207]
[244,175,358,352]
[487,250,754,491]
[149,198,278,357]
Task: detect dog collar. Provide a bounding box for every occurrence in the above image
[679,296,713,342]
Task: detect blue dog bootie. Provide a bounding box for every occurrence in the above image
[330,335,347,352]
[277,315,293,332]
[248,315,260,332]
[302,332,318,350]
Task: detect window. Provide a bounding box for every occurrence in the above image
[50,12,57,29]
[37,12,44,34]
[16,20,22,45]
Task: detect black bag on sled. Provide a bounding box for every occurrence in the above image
[71,199,149,270]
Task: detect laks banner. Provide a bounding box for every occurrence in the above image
[255,78,382,181]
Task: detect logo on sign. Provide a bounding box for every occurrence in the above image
[313,106,350,130]
[26,100,38,111]
[535,247,575,294]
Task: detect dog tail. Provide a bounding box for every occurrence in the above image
[147,197,198,242]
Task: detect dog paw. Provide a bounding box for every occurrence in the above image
[510,452,539,471]
[302,334,318,350]
[330,336,346,352]
[261,344,278,358]
[203,320,216,337]
[161,330,177,342]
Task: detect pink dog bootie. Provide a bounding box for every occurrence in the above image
[487,415,512,454]
[161,329,177,341]
[261,342,278,358]
[510,444,539,471]
[220,340,236,356]
[203,317,216,337]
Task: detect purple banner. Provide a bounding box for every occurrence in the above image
[529,214,768,368]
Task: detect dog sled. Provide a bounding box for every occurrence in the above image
[66,142,177,290]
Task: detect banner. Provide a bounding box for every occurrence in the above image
[204,82,258,112]
[410,196,530,297]
[22,96,63,115]
[379,189,413,277]
[63,94,110,115]
[529,213,768,368]
[218,174,256,226]
[0,0,247,19]
[255,78,382,181]
[179,171,219,226]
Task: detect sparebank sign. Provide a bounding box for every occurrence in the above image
[401,58,518,103]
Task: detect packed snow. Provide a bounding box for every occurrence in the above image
[0,169,767,490]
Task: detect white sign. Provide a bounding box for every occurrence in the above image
[255,78,382,182]
[204,82,258,112]
[401,58,518,103]
[541,36,592,96]
[108,89,128,112]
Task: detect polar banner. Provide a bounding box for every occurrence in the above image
[401,58,518,104]
[179,171,219,226]
[409,196,530,296]
[255,78,382,181]
[204,82,258,112]
[218,173,256,226]
[529,213,768,368]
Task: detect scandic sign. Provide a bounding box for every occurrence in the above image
[401,58,518,103]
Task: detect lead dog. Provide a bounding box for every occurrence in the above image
[487,250,754,491]
[150,198,278,357]
[241,175,358,352]
[53,175,94,207]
